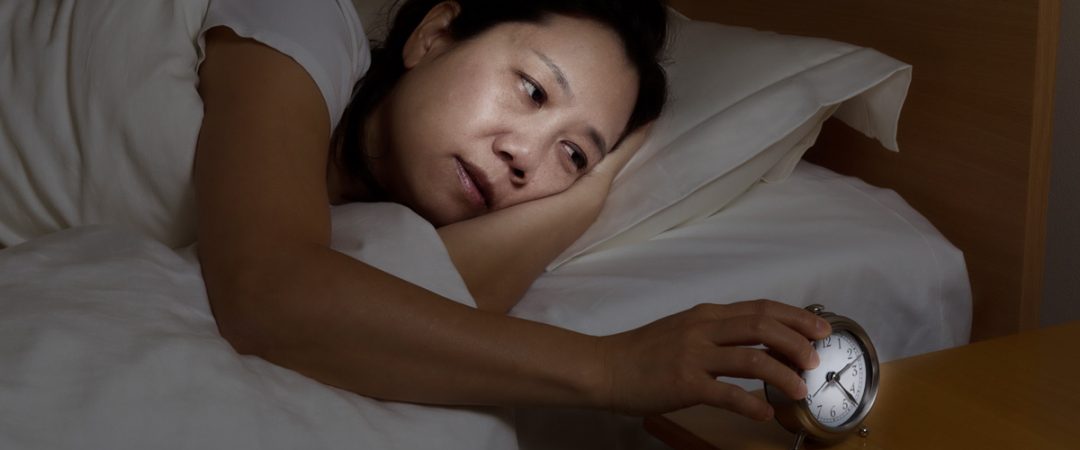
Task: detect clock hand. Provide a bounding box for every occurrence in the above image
[810,368,849,401]
[810,378,830,399]
[837,381,859,406]
[835,354,862,379]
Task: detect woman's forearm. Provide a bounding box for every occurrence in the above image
[191,24,828,422]
[208,241,610,409]
[437,175,607,313]
[195,30,614,413]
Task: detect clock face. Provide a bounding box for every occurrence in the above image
[803,330,868,428]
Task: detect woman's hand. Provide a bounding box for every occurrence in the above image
[596,300,831,419]
[582,122,654,185]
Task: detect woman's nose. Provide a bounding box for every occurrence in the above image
[494,132,546,184]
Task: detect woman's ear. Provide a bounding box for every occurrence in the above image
[402,1,461,69]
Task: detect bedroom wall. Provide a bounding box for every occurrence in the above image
[1041,0,1080,328]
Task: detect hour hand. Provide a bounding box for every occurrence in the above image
[835,356,861,378]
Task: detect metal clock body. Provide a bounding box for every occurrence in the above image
[764,304,880,449]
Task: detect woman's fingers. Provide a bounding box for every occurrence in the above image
[601,300,834,419]
[697,315,820,372]
[691,301,830,338]
[703,347,808,401]
[588,121,653,179]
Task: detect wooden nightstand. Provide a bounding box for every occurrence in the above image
[644,321,1080,449]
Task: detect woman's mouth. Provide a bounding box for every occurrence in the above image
[455,157,492,211]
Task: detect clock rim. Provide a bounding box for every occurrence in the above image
[764,310,881,443]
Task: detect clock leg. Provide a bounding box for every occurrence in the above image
[790,431,807,450]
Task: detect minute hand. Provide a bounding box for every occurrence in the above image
[835,354,862,379]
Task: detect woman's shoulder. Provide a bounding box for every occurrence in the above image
[201,0,371,130]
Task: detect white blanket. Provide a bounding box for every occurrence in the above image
[0,204,519,450]
[0,163,971,450]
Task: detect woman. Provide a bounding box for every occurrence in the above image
[194,0,828,420]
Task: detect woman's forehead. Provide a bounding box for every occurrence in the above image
[500,15,628,61]
[496,18,638,102]
[438,15,639,147]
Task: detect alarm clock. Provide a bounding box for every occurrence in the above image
[764,304,880,449]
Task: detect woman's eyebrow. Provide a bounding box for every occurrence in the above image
[532,49,573,99]
[532,49,608,155]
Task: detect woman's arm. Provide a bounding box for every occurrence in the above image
[195,28,827,418]
[195,27,610,407]
[437,128,646,313]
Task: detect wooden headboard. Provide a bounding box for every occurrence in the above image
[670,0,1060,341]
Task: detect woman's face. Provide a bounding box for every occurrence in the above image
[367,6,639,226]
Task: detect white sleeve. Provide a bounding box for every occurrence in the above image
[198,0,371,131]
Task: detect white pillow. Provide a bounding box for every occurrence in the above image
[348,3,911,268]
[548,15,912,268]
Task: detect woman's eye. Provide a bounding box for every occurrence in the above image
[521,76,547,106]
[564,142,588,171]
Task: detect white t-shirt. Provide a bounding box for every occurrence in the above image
[199,0,372,131]
[0,0,371,249]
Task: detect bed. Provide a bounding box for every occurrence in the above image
[0,0,1058,449]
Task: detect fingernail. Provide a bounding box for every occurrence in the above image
[810,350,820,368]
[762,405,775,421]
[817,318,829,332]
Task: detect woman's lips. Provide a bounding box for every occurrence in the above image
[455,157,491,211]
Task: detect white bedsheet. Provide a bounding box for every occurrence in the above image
[509,161,971,449]
[0,164,970,450]
[516,162,972,363]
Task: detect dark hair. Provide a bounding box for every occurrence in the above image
[335,0,668,197]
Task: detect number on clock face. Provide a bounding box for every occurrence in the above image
[802,331,867,428]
